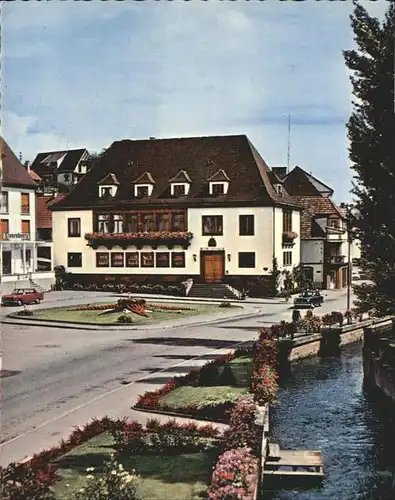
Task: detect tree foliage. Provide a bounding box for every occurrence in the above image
[344,1,395,316]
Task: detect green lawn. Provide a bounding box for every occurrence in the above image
[52,432,219,500]
[28,302,236,325]
[224,356,253,387]
[160,385,248,410]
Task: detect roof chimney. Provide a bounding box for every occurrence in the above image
[24,160,31,173]
[272,166,287,180]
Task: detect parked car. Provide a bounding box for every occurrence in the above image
[293,290,324,308]
[352,272,361,281]
[1,288,44,306]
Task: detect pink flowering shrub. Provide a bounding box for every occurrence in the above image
[223,396,260,455]
[250,364,278,405]
[208,447,257,500]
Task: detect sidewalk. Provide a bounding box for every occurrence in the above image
[0,346,235,466]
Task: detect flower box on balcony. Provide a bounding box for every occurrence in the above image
[85,231,193,250]
[282,231,298,245]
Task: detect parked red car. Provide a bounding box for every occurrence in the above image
[1,288,44,306]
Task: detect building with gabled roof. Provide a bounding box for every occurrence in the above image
[50,134,302,297]
[0,137,55,293]
[281,165,350,290]
[30,148,90,191]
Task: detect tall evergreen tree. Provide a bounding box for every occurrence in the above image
[344,1,395,316]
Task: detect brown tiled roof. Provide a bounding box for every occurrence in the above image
[208,169,230,182]
[29,169,42,181]
[169,170,192,183]
[134,171,155,184]
[36,194,66,229]
[98,173,120,185]
[52,135,299,211]
[295,196,345,238]
[1,137,38,188]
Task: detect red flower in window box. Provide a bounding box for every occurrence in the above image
[282,231,298,243]
[85,231,193,244]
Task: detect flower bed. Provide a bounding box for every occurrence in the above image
[1,417,222,500]
[134,351,253,421]
[27,301,217,326]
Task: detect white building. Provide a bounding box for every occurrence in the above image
[280,166,353,290]
[0,137,55,293]
[50,135,301,297]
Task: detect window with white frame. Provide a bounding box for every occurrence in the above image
[135,185,152,197]
[100,187,113,198]
[172,184,187,197]
[113,214,123,233]
[98,214,109,233]
[283,251,292,266]
[209,182,227,196]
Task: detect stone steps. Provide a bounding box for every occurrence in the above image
[188,283,240,300]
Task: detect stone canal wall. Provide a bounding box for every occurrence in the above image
[289,318,392,362]
[363,318,395,404]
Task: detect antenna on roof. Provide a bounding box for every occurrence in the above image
[19,152,23,162]
[286,64,295,174]
[286,113,291,174]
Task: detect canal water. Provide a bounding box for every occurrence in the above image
[264,343,395,500]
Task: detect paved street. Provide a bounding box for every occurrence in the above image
[0,289,355,465]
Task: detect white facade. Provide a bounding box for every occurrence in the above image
[52,206,301,278]
[0,186,54,293]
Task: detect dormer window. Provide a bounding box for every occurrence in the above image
[208,169,230,196]
[169,170,192,197]
[173,184,186,197]
[211,183,225,196]
[136,185,150,198]
[97,173,120,198]
[134,172,155,197]
[101,187,112,198]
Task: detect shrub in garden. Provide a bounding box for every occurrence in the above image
[111,419,220,454]
[322,313,335,328]
[223,395,260,454]
[219,301,231,308]
[331,311,344,326]
[117,314,134,324]
[208,447,257,500]
[250,364,278,405]
[71,455,140,500]
[198,362,220,386]
[298,314,322,333]
[218,365,237,386]
[253,328,278,369]
[1,463,56,500]
[16,309,33,316]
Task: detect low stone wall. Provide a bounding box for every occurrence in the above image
[289,319,391,362]
[255,403,269,492]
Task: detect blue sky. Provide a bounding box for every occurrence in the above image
[2,0,388,203]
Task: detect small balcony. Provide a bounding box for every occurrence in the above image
[282,231,298,246]
[325,255,346,265]
[85,231,194,250]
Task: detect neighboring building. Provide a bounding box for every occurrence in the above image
[36,193,65,271]
[280,165,350,290]
[50,135,302,296]
[30,148,90,191]
[0,137,55,293]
